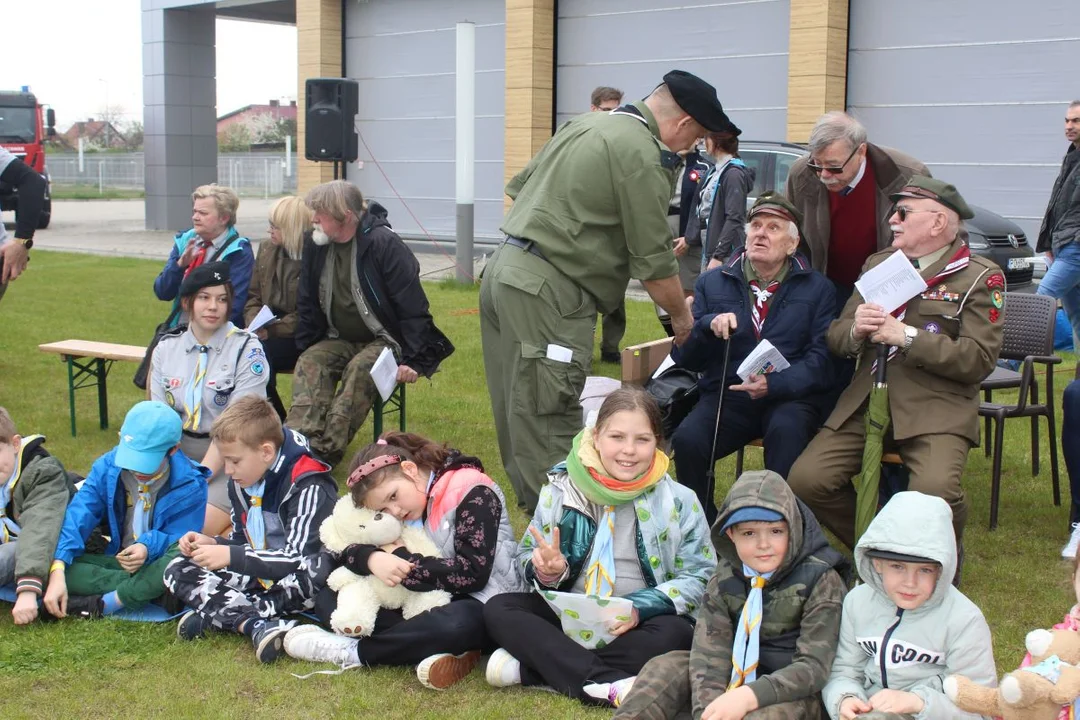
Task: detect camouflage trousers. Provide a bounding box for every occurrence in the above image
[286,338,387,467]
[163,555,321,632]
[614,650,824,720]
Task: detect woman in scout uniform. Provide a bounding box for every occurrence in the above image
[150,261,268,535]
[482,387,715,706]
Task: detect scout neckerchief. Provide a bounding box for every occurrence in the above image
[184,344,211,431]
[0,466,20,543]
[872,244,971,370]
[565,429,668,597]
[184,237,215,278]
[131,464,168,543]
[729,564,775,689]
[749,279,781,339]
[244,478,274,589]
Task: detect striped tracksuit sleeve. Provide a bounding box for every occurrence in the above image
[226,482,334,581]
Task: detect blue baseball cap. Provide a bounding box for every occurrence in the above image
[720,507,785,534]
[115,401,182,474]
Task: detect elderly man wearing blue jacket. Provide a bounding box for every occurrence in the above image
[43,401,209,619]
[672,193,838,523]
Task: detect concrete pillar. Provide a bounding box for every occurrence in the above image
[503,0,555,206]
[297,0,342,195]
[142,5,217,230]
[786,0,849,143]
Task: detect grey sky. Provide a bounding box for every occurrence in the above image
[1,0,297,129]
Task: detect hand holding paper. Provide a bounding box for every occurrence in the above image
[735,339,789,382]
[533,581,636,650]
[369,347,399,402]
[854,251,927,314]
[246,305,277,334]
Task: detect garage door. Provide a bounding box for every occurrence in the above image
[556,0,790,140]
[344,0,505,241]
[847,0,1078,240]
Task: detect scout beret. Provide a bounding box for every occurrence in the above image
[890,176,974,220]
[179,261,232,297]
[662,70,741,136]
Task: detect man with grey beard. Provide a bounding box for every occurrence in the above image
[785,112,929,308]
[289,180,454,466]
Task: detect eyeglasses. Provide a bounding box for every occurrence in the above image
[807,145,860,175]
[894,205,943,222]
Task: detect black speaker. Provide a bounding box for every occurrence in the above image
[305,78,359,162]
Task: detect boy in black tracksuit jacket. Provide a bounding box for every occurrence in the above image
[164,397,336,663]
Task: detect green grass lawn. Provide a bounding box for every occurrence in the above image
[49,185,146,200]
[0,250,1075,718]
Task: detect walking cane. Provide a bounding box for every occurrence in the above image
[703,338,733,516]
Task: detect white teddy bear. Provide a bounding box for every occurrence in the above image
[320,495,451,637]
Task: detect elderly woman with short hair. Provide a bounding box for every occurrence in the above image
[153,183,254,328]
[671,192,838,524]
[243,195,310,419]
[288,180,454,467]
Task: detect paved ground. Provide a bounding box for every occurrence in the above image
[3,199,651,298]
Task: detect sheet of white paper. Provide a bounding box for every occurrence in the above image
[736,339,791,382]
[651,354,676,379]
[246,305,277,333]
[533,582,635,650]
[546,343,573,364]
[854,251,928,314]
[369,346,399,402]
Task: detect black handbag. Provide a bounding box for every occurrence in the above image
[132,306,182,390]
[133,237,239,390]
[644,366,702,439]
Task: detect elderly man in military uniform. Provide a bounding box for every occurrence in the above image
[788,177,1005,549]
[480,70,740,512]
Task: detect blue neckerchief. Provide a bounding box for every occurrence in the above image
[730,564,775,689]
[0,467,20,543]
[583,505,616,597]
[405,471,438,530]
[131,466,167,543]
[183,345,210,431]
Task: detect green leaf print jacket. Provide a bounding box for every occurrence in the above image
[517,464,715,621]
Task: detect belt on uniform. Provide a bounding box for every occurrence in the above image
[504,235,547,261]
[183,430,210,440]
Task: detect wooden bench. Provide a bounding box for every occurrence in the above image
[38,340,146,437]
[38,339,407,442]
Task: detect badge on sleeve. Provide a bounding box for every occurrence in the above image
[989,308,1001,323]
[251,361,265,376]
[986,273,1005,290]
[214,391,229,407]
[247,347,265,360]
[164,391,175,407]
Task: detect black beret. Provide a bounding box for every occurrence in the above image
[663,70,741,136]
[179,261,231,297]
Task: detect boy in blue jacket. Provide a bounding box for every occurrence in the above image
[43,401,208,618]
[164,396,336,663]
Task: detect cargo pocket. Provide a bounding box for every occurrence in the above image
[519,342,586,416]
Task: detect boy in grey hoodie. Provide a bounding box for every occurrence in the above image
[823,491,996,720]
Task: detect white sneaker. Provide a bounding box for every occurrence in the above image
[283,624,360,667]
[485,648,522,687]
[583,676,635,707]
[416,650,482,690]
[1063,523,1080,559]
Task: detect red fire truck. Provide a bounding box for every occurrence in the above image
[0,88,56,228]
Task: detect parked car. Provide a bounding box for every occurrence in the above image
[738,141,1035,290]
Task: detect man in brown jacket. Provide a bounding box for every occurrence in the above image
[788,177,1005,549]
[785,111,929,307]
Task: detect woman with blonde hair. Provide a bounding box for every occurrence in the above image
[154,183,254,327]
[243,195,310,419]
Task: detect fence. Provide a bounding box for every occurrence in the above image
[45,152,299,197]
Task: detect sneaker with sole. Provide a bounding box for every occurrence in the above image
[485,648,522,688]
[583,676,635,707]
[283,624,360,667]
[66,594,104,619]
[252,619,296,664]
[417,650,482,690]
[1063,523,1080,559]
[176,610,212,641]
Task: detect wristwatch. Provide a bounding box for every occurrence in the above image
[14,237,32,250]
[902,325,918,354]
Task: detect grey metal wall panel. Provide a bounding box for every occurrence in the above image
[847,0,1078,239]
[344,0,505,241]
[556,0,789,139]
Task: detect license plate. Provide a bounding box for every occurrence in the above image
[1007,257,1029,270]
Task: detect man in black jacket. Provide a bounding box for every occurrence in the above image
[288,180,454,466]
[1036,100,1080,346]
[0,146,47,306]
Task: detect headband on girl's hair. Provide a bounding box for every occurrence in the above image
[346,454,402,489]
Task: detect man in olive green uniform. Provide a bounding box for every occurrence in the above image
[788,177,1005,548]
[481,70,739,511]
